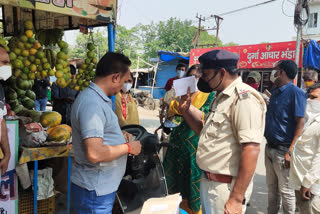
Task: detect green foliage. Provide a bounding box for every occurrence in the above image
[71,18,233,67]
[70,29,108,60]
[223,42,239,47]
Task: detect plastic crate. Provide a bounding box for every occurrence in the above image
[18,191,55,214]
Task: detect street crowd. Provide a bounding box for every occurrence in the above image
[0,45,319,214]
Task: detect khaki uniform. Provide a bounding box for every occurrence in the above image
[197,77,266,214]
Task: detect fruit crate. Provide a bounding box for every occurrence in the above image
[18,191,55,214]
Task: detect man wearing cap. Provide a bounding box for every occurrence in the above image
[265,60,306,214]
[246,71,261,90]
[179,50,266,214]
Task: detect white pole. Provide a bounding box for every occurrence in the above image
[134,56,140,90]
[294,25,302,86]
[150,61,159,99]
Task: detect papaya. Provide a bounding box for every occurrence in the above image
[21,97,35,110]
[25,90,36,100]
[8,99,19,108]
[13,105,24,113]
[47,126,71,142]
[47,124,72,134]
[40,111,62,127]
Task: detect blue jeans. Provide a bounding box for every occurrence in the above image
[71,183,116,214]
[35,97,47,111]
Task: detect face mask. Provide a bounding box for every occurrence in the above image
[305,99,320,124]
[197,70,222,93]
[122,83,132,93]
[270,70,279,83]
[0,65,12,81]
[304,81,315,88]
[176,70,186,78]
[248,83,259,90]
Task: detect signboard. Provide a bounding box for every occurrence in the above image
[190,41,303,69]
[0,121,19,214]
[1,0,116,22]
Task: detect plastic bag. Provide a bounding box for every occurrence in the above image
[30,167,55,200]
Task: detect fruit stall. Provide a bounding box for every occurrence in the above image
[0,0,117,213]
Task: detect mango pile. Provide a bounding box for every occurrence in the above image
[69,42,97,91]
[3,20,73,113]
[55,40,72,88]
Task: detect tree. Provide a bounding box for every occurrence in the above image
[137,18,221,60]
[223,42,239,47]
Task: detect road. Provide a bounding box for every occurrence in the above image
[137,106,269,214]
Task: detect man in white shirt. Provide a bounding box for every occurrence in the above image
[290,82,320,214]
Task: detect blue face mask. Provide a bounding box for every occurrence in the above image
[176,70,186,78]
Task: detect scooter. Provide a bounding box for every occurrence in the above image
[115,125,169,213]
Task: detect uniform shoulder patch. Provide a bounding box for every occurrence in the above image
[235,86,250,100]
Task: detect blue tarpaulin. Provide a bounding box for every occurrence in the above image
[158,51,189,62]
[303,40,320,70]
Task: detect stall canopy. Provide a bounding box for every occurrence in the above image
[1,0,117,35]
[158,50,190,62]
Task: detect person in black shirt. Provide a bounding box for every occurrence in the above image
[0,46,11,175]
[33,77,50,111]
[51,64,78,125]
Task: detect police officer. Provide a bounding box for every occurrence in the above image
[179,50,266,214]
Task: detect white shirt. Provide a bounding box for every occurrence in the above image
[290,115,320,195]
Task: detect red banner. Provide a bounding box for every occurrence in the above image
[189,41,302,69]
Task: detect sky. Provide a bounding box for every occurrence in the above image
[65,0,298,46]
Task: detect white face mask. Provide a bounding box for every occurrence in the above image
[176,70,186,78]
[270,70,279,83]
[305,99,320,124]
[122,83,132,93]
[0,65,12,81]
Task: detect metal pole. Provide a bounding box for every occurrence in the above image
[294,25,302,86]
[134,56,140,90]
[108,23,116,110]
[34,161,38,214]
[150,61,159,99]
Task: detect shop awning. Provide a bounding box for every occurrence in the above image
[157,51,190,62]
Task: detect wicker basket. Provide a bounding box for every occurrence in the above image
[18,191,55,214]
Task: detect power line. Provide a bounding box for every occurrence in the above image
[206,0,278,18]
[282,0,294,17]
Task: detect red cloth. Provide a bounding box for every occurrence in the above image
[164,77,177,91]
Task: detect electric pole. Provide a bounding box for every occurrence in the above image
[195,14,205,48]
[211,15,223,46]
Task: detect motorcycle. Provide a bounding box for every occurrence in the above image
[115,125,169,213]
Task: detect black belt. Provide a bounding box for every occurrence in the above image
[267,143,289,152]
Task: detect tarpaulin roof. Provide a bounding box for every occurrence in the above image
[157,51,190,62]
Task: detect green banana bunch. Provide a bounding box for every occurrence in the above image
[35,29,64,46]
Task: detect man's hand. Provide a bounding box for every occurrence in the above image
[225,197,242,214]
[301,186,311,201]
[0,156,10,175]
[179,87,192,115]
[127,141,141,155]
[122,131,133,143]
[285,152,291,168]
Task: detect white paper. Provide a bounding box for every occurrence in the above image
[173,76,197,96]
[150,204,169,212]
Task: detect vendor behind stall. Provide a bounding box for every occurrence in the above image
[33,77,50,111]
[51,65,78,126]
[115,73,139,127]
[0,45,12,175]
